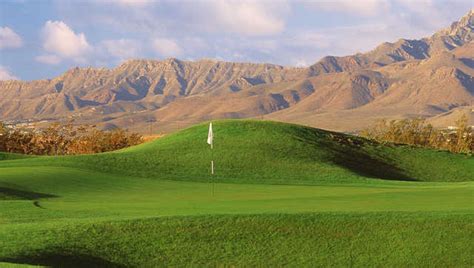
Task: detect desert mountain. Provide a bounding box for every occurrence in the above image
[311,9,473,74]
[268,43,474,132]
[0,59,307,119]
[0,10,472,133]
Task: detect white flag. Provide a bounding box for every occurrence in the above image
[207,122,213,147]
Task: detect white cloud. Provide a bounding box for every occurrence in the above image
[40,20,91,63]
[0,65,18,80]
[95,0,153,8]
[113,0,153,7]
[395,0,434,12]
[80,0,288,36]
[35,54,62,65]
[152,38,182,57]
[182,37,209,53]
[286,32,331,49]
[0,27,23,49]
[304,0,389,16]
[210,1,288,36]
[99,39,141,60]
[391,0,456,31]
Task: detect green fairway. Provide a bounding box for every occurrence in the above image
[0,120,473,267]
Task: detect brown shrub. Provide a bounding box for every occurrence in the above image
[360,114,473,154]
[0,122,144,155]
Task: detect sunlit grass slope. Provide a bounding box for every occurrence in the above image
[0,120,472,267]
[1,120,472,183]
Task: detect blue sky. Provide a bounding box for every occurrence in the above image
[0,0,472,81]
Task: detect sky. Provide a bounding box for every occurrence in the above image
[0,0,472,81]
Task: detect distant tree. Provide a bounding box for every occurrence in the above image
[360,114,473,154]
[453,114,472,153]
[0,121,144,155]
[0,122,7,152]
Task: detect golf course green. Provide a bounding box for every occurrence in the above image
[0,120,472,267]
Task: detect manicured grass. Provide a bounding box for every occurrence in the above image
[1,120,472,184]
[0,167,472,225]
[0,120,472,266]
[1,213,472,267]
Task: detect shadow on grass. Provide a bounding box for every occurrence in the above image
[327,144,416,181]
[0,187,57,200]
[295,129,416,181]
[1,253,125,268]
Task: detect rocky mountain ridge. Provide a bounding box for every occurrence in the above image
[0,9,472,133]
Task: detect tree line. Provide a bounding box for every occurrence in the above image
[360,114,473,154]
[0,122,143,155]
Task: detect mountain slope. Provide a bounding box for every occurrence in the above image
[0,59,307,120]
[0,10,472,133]
[269,44,474,131]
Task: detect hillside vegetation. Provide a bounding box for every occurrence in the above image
[361,115,473,153]
[0,122,143,155]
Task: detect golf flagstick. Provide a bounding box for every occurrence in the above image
[207,122,214,196]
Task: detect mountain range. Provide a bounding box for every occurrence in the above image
[0,9,472,133]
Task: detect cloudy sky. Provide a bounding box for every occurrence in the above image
[0,0,471,81]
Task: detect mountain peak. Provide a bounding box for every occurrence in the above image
[465,9,473,19]
[454,9,473,29]
[163,57,181,63]
[434,9,473,40]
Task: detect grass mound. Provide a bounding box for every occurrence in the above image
[2,120,472,184]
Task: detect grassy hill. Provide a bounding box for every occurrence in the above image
[2,120,472,183]
[0,120,472,267]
